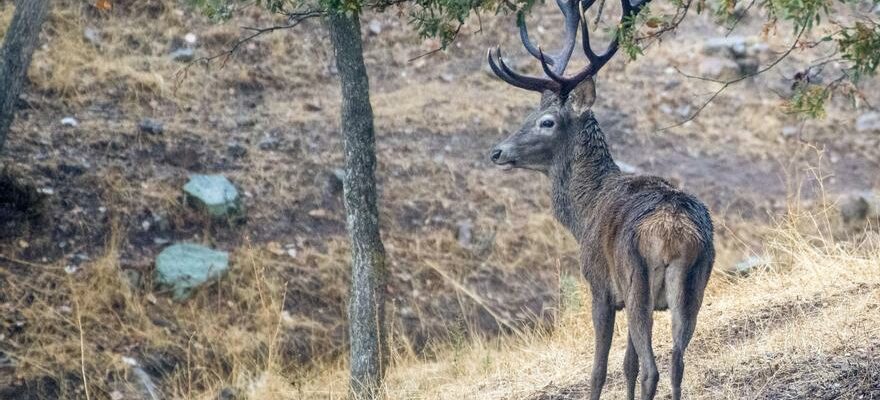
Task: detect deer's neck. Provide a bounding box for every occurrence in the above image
[549,115,620,237]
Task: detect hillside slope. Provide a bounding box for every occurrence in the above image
[305,212,880,399]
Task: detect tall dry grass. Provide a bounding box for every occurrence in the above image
[300,201,880,399]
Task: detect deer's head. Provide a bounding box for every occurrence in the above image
[488,0,646,173]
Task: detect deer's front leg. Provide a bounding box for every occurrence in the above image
[589,292,615,400]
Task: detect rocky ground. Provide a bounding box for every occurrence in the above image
[0,0,879,398]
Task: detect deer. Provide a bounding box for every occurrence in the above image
[485,0,715,399]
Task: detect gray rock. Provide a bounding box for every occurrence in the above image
[83,27,101,46]
[457,219,473,248]
[183,175,242,219]
[781,125,799,138]
[368,19,382,35]
[61,117,79,127]
[855,112,880,133]
[839,191,880,223]
[138,118,164,135]
[218,387,241,400]
[698,57,741,81]
[703,36,748,58]
[155,243,229,300]
[258,135,281,151]
[169,47,195,63]
[122,357,160,400]
[733,255,771,275]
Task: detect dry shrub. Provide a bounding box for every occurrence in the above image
[0,229,316,400]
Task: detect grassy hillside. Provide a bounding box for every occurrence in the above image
[0,0,878,398]
[306,208,880,399]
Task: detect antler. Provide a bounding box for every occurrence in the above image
[487,0,651,96]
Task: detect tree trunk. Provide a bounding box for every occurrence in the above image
[0,0,51,153]
[326,10,388,399]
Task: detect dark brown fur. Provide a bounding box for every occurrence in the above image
[490,82,714,400]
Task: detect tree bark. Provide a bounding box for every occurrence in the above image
[0,0,51,153]
[326,10,388,399]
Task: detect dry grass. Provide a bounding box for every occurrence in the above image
[0,228,309,399]
[2,0,880,399]
[299,204,880,400]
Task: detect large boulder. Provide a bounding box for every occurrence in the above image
[183,174,242,219]
[155,243,229,300]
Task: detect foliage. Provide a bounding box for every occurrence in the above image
[618,8,649,60]
[786,84,829,118]
[838,22,880,82]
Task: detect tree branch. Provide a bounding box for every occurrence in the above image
[659,25,807,131]
[173,10,324,88]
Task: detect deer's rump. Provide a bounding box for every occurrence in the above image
[599,179,713,312]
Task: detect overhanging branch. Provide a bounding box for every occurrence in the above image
[173,10,325,88]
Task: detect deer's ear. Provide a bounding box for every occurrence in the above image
[566,78,596,116]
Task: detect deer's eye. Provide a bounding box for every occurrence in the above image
[540,119,555,128]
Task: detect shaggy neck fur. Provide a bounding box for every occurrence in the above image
[549,113,621,237]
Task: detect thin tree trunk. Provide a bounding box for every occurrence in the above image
[326,10,388,399]
[0,0,51,153]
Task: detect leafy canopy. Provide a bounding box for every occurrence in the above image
[191,0,880,118]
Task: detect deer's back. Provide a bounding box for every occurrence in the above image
[582,174,714,310]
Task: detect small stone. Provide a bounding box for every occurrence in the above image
[84,27,101,46]
[138,118,164,135]
[733,255,771,275]
[456,219,473,248]
[184,33,198,44]
[155,243,230,300]
[286,248,297,259]
[61,117,79,127]
[308,209,328,218]
[698,57,741,81]
[218,387,240,400]
[781,125,798,138]
[368,20,382,35]
[170,47,195,62]
[110,391,124,400]
[258,135,281,151]
[675,105,692,118]
[440,73,454,83]
[855,112,880,133]
[183,175,242,219]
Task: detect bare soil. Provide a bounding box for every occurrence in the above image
[1,0,879,397]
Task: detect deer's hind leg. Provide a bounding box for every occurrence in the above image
[666,252,712,400]
[623,253,659,400]
[623,333,639,400]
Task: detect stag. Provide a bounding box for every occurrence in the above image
[486,1,715,399]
